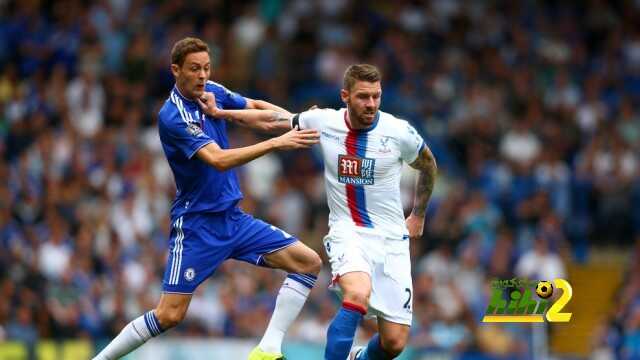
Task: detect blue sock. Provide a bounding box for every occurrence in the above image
[357,334,391,360]
[324,302,366,360]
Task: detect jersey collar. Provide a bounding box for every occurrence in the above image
[172,85,196,104]
[344,108,380,132]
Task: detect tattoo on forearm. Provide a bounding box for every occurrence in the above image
[259,111,293,132]
[269,111,290,122]
[410,147,437,217]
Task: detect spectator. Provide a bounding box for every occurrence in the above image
[515,236,567,281]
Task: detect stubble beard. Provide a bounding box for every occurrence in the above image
[348,104,376,128]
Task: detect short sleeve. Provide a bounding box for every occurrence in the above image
[295,108,326,131]
[399,122,425,164]
[207,81,247,110]
[160,115,215,159]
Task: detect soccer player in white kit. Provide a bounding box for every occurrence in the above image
[201,64,437,359]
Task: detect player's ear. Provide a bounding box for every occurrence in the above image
[170,63,180,78]
[340,88,349,104]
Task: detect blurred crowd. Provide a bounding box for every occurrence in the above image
[1,0,640,358]
[596,239,640,360]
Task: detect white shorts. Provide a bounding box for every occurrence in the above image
[323,224,413,326]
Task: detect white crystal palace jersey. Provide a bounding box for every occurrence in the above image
[295,108,425,238]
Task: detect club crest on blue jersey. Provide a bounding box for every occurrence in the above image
[338,154,375,185]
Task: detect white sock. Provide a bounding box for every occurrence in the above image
[258,273,316,354]
[93,311,164,360]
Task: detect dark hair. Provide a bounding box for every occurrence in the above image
[343,64,382,91]
[171,37,209,66]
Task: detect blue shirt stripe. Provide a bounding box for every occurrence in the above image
[354,132,373,227]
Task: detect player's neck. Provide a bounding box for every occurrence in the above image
[174,83,196,102]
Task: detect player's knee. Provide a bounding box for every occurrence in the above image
[380,334,408,357]
[155,307,186,329]
[342,289,370,308]
[290,250,322,275]
[304,251,322,274]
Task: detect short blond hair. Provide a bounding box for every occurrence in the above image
[343,64,381,91]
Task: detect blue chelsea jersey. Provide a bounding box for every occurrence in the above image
[158,81,248,219]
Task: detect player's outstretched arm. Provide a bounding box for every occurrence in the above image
[244,97,291,114]
[197,92,292,133]
[195,126,319,171]
[219,109,292,133]
[406,145,438,240]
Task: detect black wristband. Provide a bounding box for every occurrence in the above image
[291,113,300,129]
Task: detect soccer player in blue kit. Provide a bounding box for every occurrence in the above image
[93,37,322,360]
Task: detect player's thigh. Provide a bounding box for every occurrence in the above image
[368,246,413,327]
[262,240,322,274]
[162,213,233,294]
[229,209,302,268]
[337,271,372,306]
[323,226,374,280]
[155,292,192,328]
[377,317,410,354]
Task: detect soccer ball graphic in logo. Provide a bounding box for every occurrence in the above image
[536,281,553,298]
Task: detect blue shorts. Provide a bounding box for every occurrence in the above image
[162,207,297,294]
